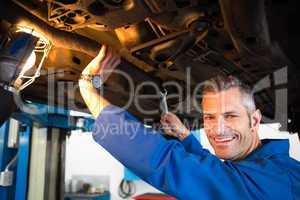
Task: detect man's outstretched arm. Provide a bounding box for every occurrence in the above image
[79,45,120,118]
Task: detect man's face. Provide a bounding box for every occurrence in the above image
[202,87,260,160]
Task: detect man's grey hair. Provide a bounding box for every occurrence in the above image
[202,75,256,115]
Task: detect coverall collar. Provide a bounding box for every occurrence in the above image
[243,139,290,161]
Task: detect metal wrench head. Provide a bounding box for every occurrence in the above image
[160,89,168,114]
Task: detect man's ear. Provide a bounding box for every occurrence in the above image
[251,109,262,131]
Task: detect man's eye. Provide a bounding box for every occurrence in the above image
[204,116,214,120]
[225,115,237,119]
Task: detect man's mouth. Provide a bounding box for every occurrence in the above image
[213,136,236,144]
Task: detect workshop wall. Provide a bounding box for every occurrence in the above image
[65,130,161,200]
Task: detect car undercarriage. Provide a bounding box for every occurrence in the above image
[0,0,299,135]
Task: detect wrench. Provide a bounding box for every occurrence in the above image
[160,89,169,114]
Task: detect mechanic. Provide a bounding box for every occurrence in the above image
[79,45,300,200]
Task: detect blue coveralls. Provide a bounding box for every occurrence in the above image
[92,105,300,200]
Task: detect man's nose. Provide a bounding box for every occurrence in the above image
[214,116,225,135]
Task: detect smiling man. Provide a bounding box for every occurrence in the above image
[79,45,300,200]
[202,76,262,161]
[161,76,263,161]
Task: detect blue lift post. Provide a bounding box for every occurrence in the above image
[0,121,18,200]
[0,114,36,200]
[14,124,31,200]
[0,102,96,200]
